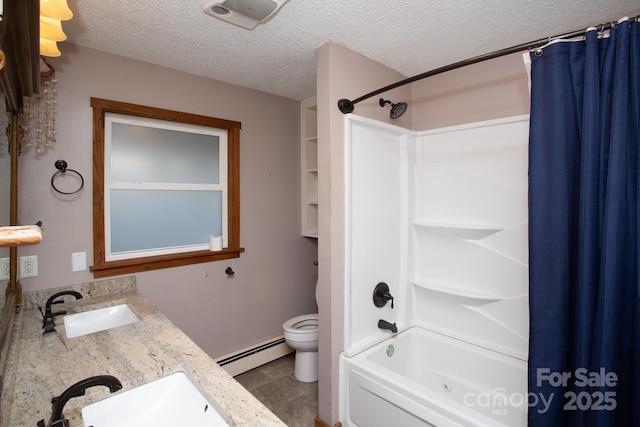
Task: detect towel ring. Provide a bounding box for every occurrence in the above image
[51,160,84,195]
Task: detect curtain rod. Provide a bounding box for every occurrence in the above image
[337,15,639,114]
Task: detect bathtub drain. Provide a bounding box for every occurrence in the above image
[442,382,451,392]
[386,344,394,357]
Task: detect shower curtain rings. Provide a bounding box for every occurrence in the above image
[51,159,85,195]
[532,37,550,56]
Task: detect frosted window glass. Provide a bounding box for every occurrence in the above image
[110,190,223,253]
[111,123,220,184]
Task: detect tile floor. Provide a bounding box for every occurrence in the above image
[234,353,318,427]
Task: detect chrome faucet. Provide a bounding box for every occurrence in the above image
[41,290,83,335]
[378,319,398,333]
[37,375,122,427]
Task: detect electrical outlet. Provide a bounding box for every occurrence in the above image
[20,255,38,278]
[0,258,9,280]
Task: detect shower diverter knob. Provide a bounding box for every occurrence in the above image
[373,282,394,309]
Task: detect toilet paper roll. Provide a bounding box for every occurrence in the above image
[209,235,223,251]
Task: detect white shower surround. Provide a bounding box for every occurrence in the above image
[340,114,530,426]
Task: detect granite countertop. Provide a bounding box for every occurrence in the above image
[2,279,285,427]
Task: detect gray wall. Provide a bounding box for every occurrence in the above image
[15,44,318,358]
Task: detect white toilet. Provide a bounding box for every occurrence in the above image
[282,281,319,382]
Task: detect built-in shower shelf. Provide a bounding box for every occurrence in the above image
[413,221,502,240]
[412,279,503,305]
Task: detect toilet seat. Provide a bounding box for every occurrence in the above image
[284,314,318,331]
[283,314,318,341]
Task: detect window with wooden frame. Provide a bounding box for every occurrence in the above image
[90,98,243,278]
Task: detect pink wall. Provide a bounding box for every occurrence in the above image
[316,44,530,425]
[15,44,318,358]
[316,42,411,425]
[411,52,530,130]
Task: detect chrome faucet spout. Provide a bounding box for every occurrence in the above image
[39,375,122,427]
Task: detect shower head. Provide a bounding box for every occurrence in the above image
[379,98,408,119]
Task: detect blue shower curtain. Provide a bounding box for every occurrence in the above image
[528,18,639,426]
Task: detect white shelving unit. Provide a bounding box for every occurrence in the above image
[301,96,318,238]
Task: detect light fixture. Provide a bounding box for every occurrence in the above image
[40,0,73,20]
[39,0,74,57]
[201,0,289,30]
[40,16,67,41]
[24,0,73,154]
[39,39,62,57]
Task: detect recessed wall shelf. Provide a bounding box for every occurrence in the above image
[412,279,503,305]
[301,96,318,238]
[413,221,502,240]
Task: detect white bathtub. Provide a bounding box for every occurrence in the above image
[340,327,527,427]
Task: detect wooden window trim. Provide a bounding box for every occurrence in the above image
[90,98,243,278]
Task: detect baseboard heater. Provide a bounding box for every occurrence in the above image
[215,335,293,377]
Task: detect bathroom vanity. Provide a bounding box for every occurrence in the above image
[1,277,284,426]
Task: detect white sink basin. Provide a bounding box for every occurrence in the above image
[63,304,140,338]
[82,372,230,427]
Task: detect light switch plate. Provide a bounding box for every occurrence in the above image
[72,252,87,272]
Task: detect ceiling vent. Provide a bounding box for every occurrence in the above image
[202,0,289,30]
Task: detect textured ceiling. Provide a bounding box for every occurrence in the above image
[63,0,640,101]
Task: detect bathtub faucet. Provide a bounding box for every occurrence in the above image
[373,282,394,309]
[378,319,398,333]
